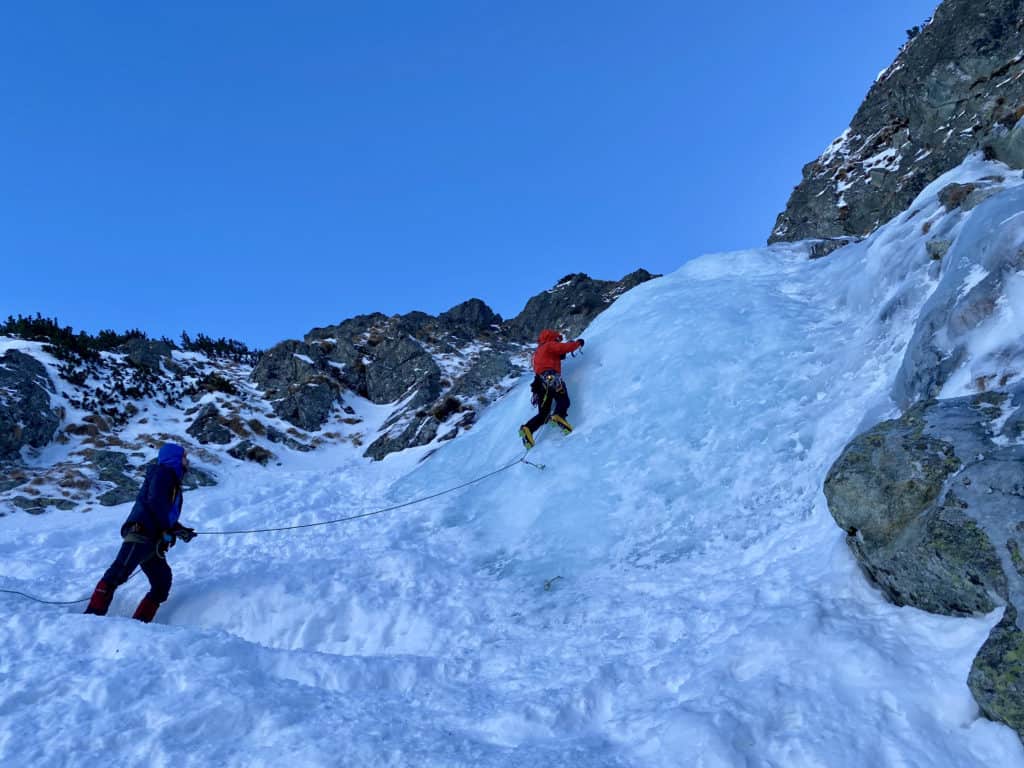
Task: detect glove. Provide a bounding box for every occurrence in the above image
[171,523,197,543]
[158,532,175,555]
[577,338,585,347]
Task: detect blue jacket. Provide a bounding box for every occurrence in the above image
[123,443,185,537]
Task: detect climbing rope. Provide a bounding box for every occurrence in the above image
[0,587,93,605]
[0,451,543,604]
[0,568,142,606]
[195,451,542,535]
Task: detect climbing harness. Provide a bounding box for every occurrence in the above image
[539,370,565,394]
[531,370,565,410]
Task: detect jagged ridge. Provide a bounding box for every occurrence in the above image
[770,0,1024,245]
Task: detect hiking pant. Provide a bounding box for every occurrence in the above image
[525,373,570,433]
[101,538,173,604]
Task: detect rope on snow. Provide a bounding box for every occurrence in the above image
[0,452,544,604]
[0,569,142,606]
[197,451,541,535]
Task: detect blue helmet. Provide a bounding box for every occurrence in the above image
[157,443,187,480]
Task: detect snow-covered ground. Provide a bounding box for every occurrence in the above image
[3,157,1024,766]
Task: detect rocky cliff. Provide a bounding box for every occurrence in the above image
[826,392,1024,738]
[0,350,61,462]
[824,170,1024,740]
[771,0,1024,245]
[0,269,655,513]
[801,1,1024,737]
[770,23,1024,736]
[252,269,656,460]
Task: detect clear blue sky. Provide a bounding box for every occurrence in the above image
[1,1,938,348]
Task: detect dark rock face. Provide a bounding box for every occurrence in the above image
[505,270,658,342]
[251,340,343,431]
[808,237,862,260]
[250,340,320,394]
[11,496,76,513]
[824,404,1002,615]
[938,182,979,210]
[771,0,1024,244]
[228,440,275,465]
[266,426,314,452]
[261,305,507,454]
[272,384,339,433]
[0,350,61,460]
[449,350,517,399]
[0,339,243,511]
[364,415,440,461]
[119,338,173,371]
[0,474,26,493]
[305,307,491,403]
[181,465,218,490]
[971,606,1024,736]
[359,345,514,460]
[186,403,235,445]
[439,299,502,338]
[825,391,1024,740]
[251,270,655,459]
[89,449,139,506]
[363,335,441,405]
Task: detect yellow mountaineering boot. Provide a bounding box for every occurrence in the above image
[519,425,536,449]
[550,414,573,434]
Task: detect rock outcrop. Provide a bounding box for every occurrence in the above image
[820,168,1024,740]
[302,305,497,459]
[254,270,658,459]
[89,449,140,506]
[0,349,61,461]
[228,439,275,465]
[119,338,174,371]
[825,391,1024,739]
[250,340,344,432]
[0,339,255,511]
[186,403,236,445]
[771,0,1024,244]
[0,268,656,512]
[505,270,657,341]
[971,606,1024,737]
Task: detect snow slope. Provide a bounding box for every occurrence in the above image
[3,157,1024,766]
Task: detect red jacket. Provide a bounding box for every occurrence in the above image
[532,329,583,375]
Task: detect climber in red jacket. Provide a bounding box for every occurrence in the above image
[519,329,584,449]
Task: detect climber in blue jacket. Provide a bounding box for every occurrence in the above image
[84,443,197,623]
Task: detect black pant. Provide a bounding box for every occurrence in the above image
[102,538,173,603]
[525,374,570,433]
